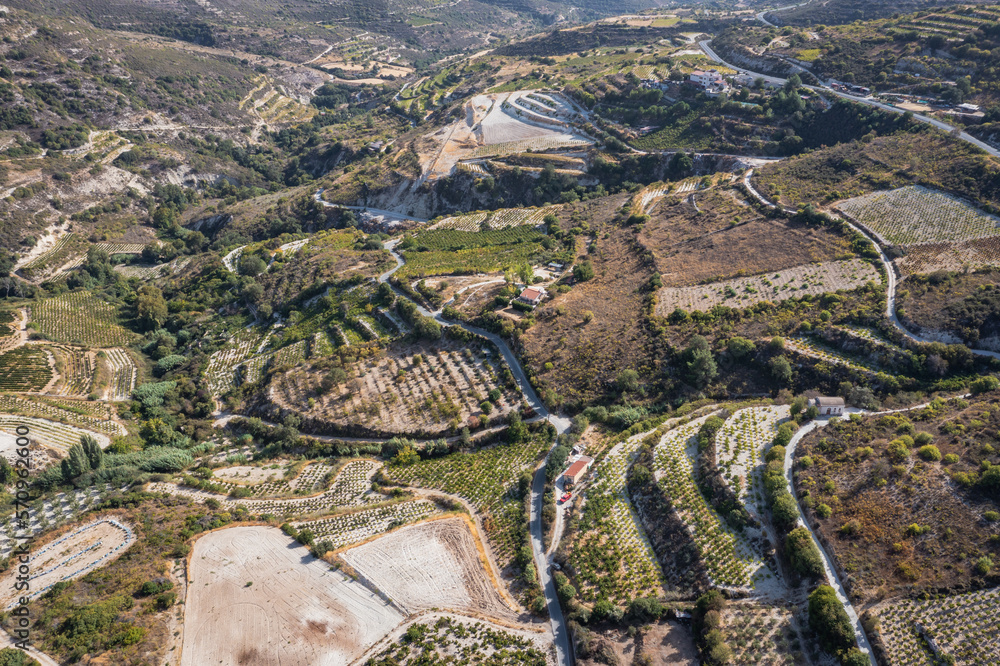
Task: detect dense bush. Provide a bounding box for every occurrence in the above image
[785,527,824,579]
[808,585,857,661]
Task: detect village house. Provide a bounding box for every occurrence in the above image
[562,456,594,486]
[811,396,845,416]
[689,69,728,95]
[517,286,546,307]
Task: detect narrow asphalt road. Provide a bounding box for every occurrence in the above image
[698,40,1000,159]
[742,169,1000,360]
[783,419,877,666]
[376,240,574,666]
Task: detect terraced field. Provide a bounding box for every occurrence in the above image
[653,415,771,590]
[0,394,125,436]
[430,206,554,232]
[30,292,135,347]
[569,430,666,604]
[0,415,110,460]
[654,259,880,314]
[203,327,271,397]
[875,587,1000,666]
[270,340,518,435]
[47,345,95,397]
[716,406,790,515]
[838,187,1000,244]
[0,346,53,392]
[387,440,546,567]
[102,348,137,401]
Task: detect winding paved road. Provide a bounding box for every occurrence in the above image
[698,40,1000,159]
[783,418,876,666]
[374,238,574,666]
[742,169,1000,360]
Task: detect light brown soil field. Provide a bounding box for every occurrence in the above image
[895,237,1000,275]
[652,218,853,288]
[268,338,519,435]
[180,526,405,666]
[638,187,763,252]
[0,518,135,609]
[211,464,286,485]
[341,517,518,622]
[654,259,880,314]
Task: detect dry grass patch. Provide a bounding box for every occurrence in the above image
[522,199,665,407]
[651,218,853,289]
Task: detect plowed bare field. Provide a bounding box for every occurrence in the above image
[180,526,404,666]
[341,517,518,622]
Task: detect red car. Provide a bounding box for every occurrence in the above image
[560,492,572,503]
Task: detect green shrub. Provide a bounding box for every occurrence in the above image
[970,375,1000,394]
[942,453,959,464]
[917,445,941,461]
[974,556,993,575]
[0,647,40,665]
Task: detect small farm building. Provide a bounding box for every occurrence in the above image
[562,456,594,485]
[811,396,845,416]
[518,287,546,306]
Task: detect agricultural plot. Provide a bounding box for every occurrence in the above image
[0,394,124,437]
[876,587,1000,666]
[210,460,340,498]
[430,206,554,232]
[720,602,805,665]
[364,614,552,666]
[0,518,135,609]
[784,336,882,376]
[47,345,95,397]
[181,526,406,666]
[203,327,271,397]
[569,430,666,604]
[0,415,110,460]
[0,346,53,392]
[653,415,770,590]
[0,485,122,559]
[152,459,383,514]
[837,186,1000,246]
[61,242,145,270]
[654,259,879,314]
[0,309,24,354]
[716,406,790,516]
[114,256,191,280]
[292,500,439,550]
[102,348,136,401]
[30,292,135,347]
[18,233,78,280]
[387,440,546,567]
[342,518,516,620]
[270,340,518,436]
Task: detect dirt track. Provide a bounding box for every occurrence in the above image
[341,517,518,622]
